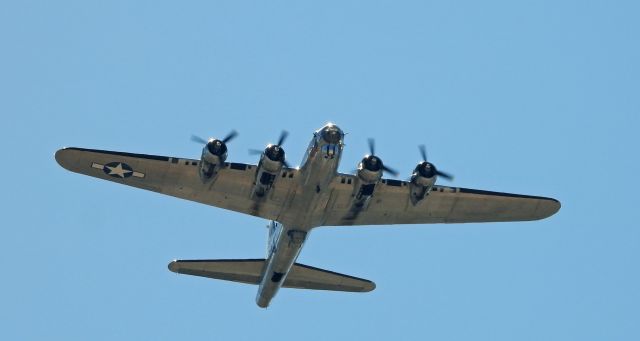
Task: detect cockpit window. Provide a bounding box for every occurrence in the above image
[321,144,338,157]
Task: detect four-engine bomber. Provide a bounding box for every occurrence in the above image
[53,122,562,308]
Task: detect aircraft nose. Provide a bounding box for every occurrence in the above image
[320,123,343,143]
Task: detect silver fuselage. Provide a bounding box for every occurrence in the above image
[256,123,344,307]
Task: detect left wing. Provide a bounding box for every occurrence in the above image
[320,174,560,226]
[55,147,299,221]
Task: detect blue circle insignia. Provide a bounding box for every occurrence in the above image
[103,162,134,178]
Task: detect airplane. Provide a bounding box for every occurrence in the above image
[55,122,560,308]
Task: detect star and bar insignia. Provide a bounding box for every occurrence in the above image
[92,162,145,179]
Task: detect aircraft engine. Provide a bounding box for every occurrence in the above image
[252,144,288,198]
[411,161,437,188]
[408,161,443,205]
[351,155,385,204]
[408,145,454,204]
[261,144,286,173]
[356,155,384,184]
[198,139,228,182]
[191,130,237,183]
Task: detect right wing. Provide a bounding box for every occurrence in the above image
[168,259,375,292]
[55,147,300,221]
[320,174,560,226]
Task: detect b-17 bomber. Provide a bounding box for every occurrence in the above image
[56,123,560,308]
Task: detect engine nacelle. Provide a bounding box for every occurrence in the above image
[409,161,437,204]
[251,145,286,198]
[198,139,228,182]
[351,155,384,209]
[356,155,384,184]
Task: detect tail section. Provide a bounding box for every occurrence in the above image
[168,259,375,292]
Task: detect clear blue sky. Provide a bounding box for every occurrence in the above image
[2,1,638,340]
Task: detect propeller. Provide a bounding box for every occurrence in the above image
[191,130,238,145]
[418,144,428,163]
[190,135,208,144]
[191,130,238,156]
[365,138,399,177]
[221,130,239,144]
[418,144,454,181]
[249,130,291,168]
[276,130,288,147]
[367,138,376,156]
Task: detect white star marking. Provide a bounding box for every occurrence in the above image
[105,163,132,178]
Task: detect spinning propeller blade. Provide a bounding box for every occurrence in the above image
[419,144,428,162]
[191,130,238,145]
[382,165,399,177]
[277,130,289,147]
[365,138,398,177]
[368,138,375,156]
[436,170,454,181]
[249,130,291,168]
[418,144,454,181]
[191,135,208,144]
[222,130,238,144]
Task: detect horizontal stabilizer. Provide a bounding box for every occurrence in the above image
[168,259,375,292]
[284,263,375,292]
[168,259,265,285]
